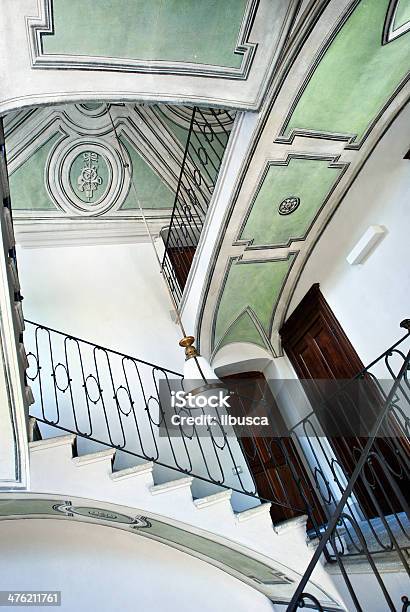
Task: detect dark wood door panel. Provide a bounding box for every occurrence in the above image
[280,283,409,518]
[222,371,325,527]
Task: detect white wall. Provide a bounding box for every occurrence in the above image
[18,241,184,470]
[18,241,182,369]
[288,103,410,373]
[0,519,276,612]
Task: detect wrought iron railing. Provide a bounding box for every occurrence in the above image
[25,319,314,519]
[25,318,410,610]
[287,321,410,611]
[161,106,235,303]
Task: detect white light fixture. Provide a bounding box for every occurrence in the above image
[346,225,386,265]
[180,336,222,388]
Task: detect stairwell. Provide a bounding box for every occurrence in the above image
[26,424,344,610]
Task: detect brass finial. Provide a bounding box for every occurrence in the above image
[179,336,199,360]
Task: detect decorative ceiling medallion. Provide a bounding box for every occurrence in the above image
[278,196,300,216]
[46,137,131,216]
[74,152,104,202]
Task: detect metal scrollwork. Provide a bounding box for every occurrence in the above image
[287,328,410,612]
[161,106,235,304]
[24,319,410,612]
[294,593,324,610]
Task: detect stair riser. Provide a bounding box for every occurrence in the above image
[28,437,343,607]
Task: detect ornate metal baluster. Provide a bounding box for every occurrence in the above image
[161,106,235,303]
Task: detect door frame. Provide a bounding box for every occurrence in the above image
[279,283,408,519]
[280,284,365,377]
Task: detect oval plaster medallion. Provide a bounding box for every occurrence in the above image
[46,137,130,215]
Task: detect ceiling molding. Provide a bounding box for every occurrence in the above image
[6,102,235,250]
[0,0,301,114]
[0,492,341,608]
[26,0,259,80]
[14,217,168,249]
[193,0,410,358]
[382,0,410,44]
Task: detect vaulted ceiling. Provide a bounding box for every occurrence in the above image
[1,0,409,358]
[194,0,410,358]
[5,103,233,246]
[0,0,304,113]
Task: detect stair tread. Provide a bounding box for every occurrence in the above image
[29,434,76,452]
[194,490,232,509]
[111,462,153,480]
[150,476,193,495]
[273,514,307,534]
[236,502,272,522]
[73,448,115,466]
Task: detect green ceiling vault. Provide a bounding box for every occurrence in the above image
[395,0,410,29]
[214,256,295,351]
[9,132,175,213]
[9,136,60,211]
[6,105,232,215]
[43,0,247,68]
[218,311,269,352]
[284,0,410,141]
[209,0,410,355]
[119,138,174,210]
[240,158,343,247]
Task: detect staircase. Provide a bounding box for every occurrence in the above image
[23,320,410,611]
[27,425,344,610]
[29,427,308,567]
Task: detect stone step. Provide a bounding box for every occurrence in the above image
[150,476,193,496]
[29,433,76,454]
[194,489,232,510]
[73,448,115,467]
[111,462,154,481]
[236,502,271,523]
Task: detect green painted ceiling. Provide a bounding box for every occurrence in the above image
[215,256,295,351]
[43,0,247,68]
[395,0,410,29]
[285,0,410,141]
[240,158,343,247]
[119,136,174,210]
[211,0,410,355]
[10,136,60,211]
[6,104,231,216]
[218,310,269,351]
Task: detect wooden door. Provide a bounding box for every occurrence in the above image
[280,284,408,518]
[221,371,325,527]
[167,246,196,291]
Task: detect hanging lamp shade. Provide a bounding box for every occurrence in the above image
[180,336,226,400]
